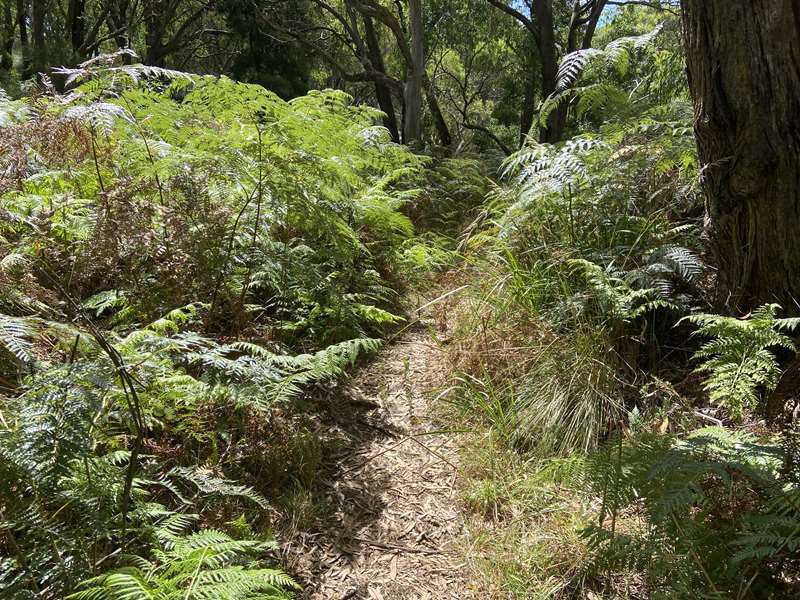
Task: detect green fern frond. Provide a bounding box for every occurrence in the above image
[680,305,797,420]
[67,525,298,600]
[0,314,37,365]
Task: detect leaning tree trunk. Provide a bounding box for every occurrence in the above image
[423,76,452,146]
[682,0,800,313]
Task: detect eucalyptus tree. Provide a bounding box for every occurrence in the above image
[482,0,678,143]
[482,0,611,142]
[682,0,800,313]
[429,0,522,154]
[265,0,451,146]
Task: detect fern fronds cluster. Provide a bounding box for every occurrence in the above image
[681,304,800,420]
[580,427,790,596]
[0,55,448,598]
[68,522,298,599]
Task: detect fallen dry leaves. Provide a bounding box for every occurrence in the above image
[280,321,472,599]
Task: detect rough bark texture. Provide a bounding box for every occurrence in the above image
[682,0,800,313]
[363,15,400,142]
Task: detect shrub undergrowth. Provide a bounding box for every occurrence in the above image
[0,55,487,597]
[442,15,800,598]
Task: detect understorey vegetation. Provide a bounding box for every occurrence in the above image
[441,10,800,599]
[2,1,800,599]
[0,57,487,597]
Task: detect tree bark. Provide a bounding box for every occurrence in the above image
[2,1,13,67]
[682,0,800,313]
[403,0,424,145]
[532,0,561,143]
[423,75,451,146]
[107,0,133,63]
[16,0,27,48]
[145,0,167,66]
[30,0,45,70]
[31,0,44,50]
[363,15,400,142]
[519,72,536,146]
[67,0,86,54]
[487,0,608,144]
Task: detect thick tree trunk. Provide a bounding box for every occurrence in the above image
[144,0,167,66]
[403,0,424,145]
[682,0,800,313]
[363,15,400,142]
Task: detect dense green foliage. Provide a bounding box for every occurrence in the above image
[2,2,798,599]
[443,9,800,598]
[0,57,472,597]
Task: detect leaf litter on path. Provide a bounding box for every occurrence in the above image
[280,317,471,599]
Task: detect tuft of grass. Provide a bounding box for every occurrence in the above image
[453,432,606,599]
[513,328,629,455]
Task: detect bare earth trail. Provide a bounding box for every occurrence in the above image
[281,314,471,599]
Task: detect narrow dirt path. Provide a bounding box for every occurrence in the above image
[282,317,470,599]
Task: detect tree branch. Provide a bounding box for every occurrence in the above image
[462,121,512,155]
[607,0,678,15]
[484,0,539,41]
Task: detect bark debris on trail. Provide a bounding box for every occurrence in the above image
[281,317,470,599]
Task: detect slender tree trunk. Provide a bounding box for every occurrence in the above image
[423,75,451,146]
[363,15,400,142]
[683,0,800,313]
[533,0,562,143]
[31,0,48,71]
[581,0,607,50]
[31,0,44,53]
[548,0,606,143]
[2,1,13,67]
[67,0,86,54]
[16,0,26,48]
[403,0,424,145]
[519,71,536,146]
[108,0,132,62]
